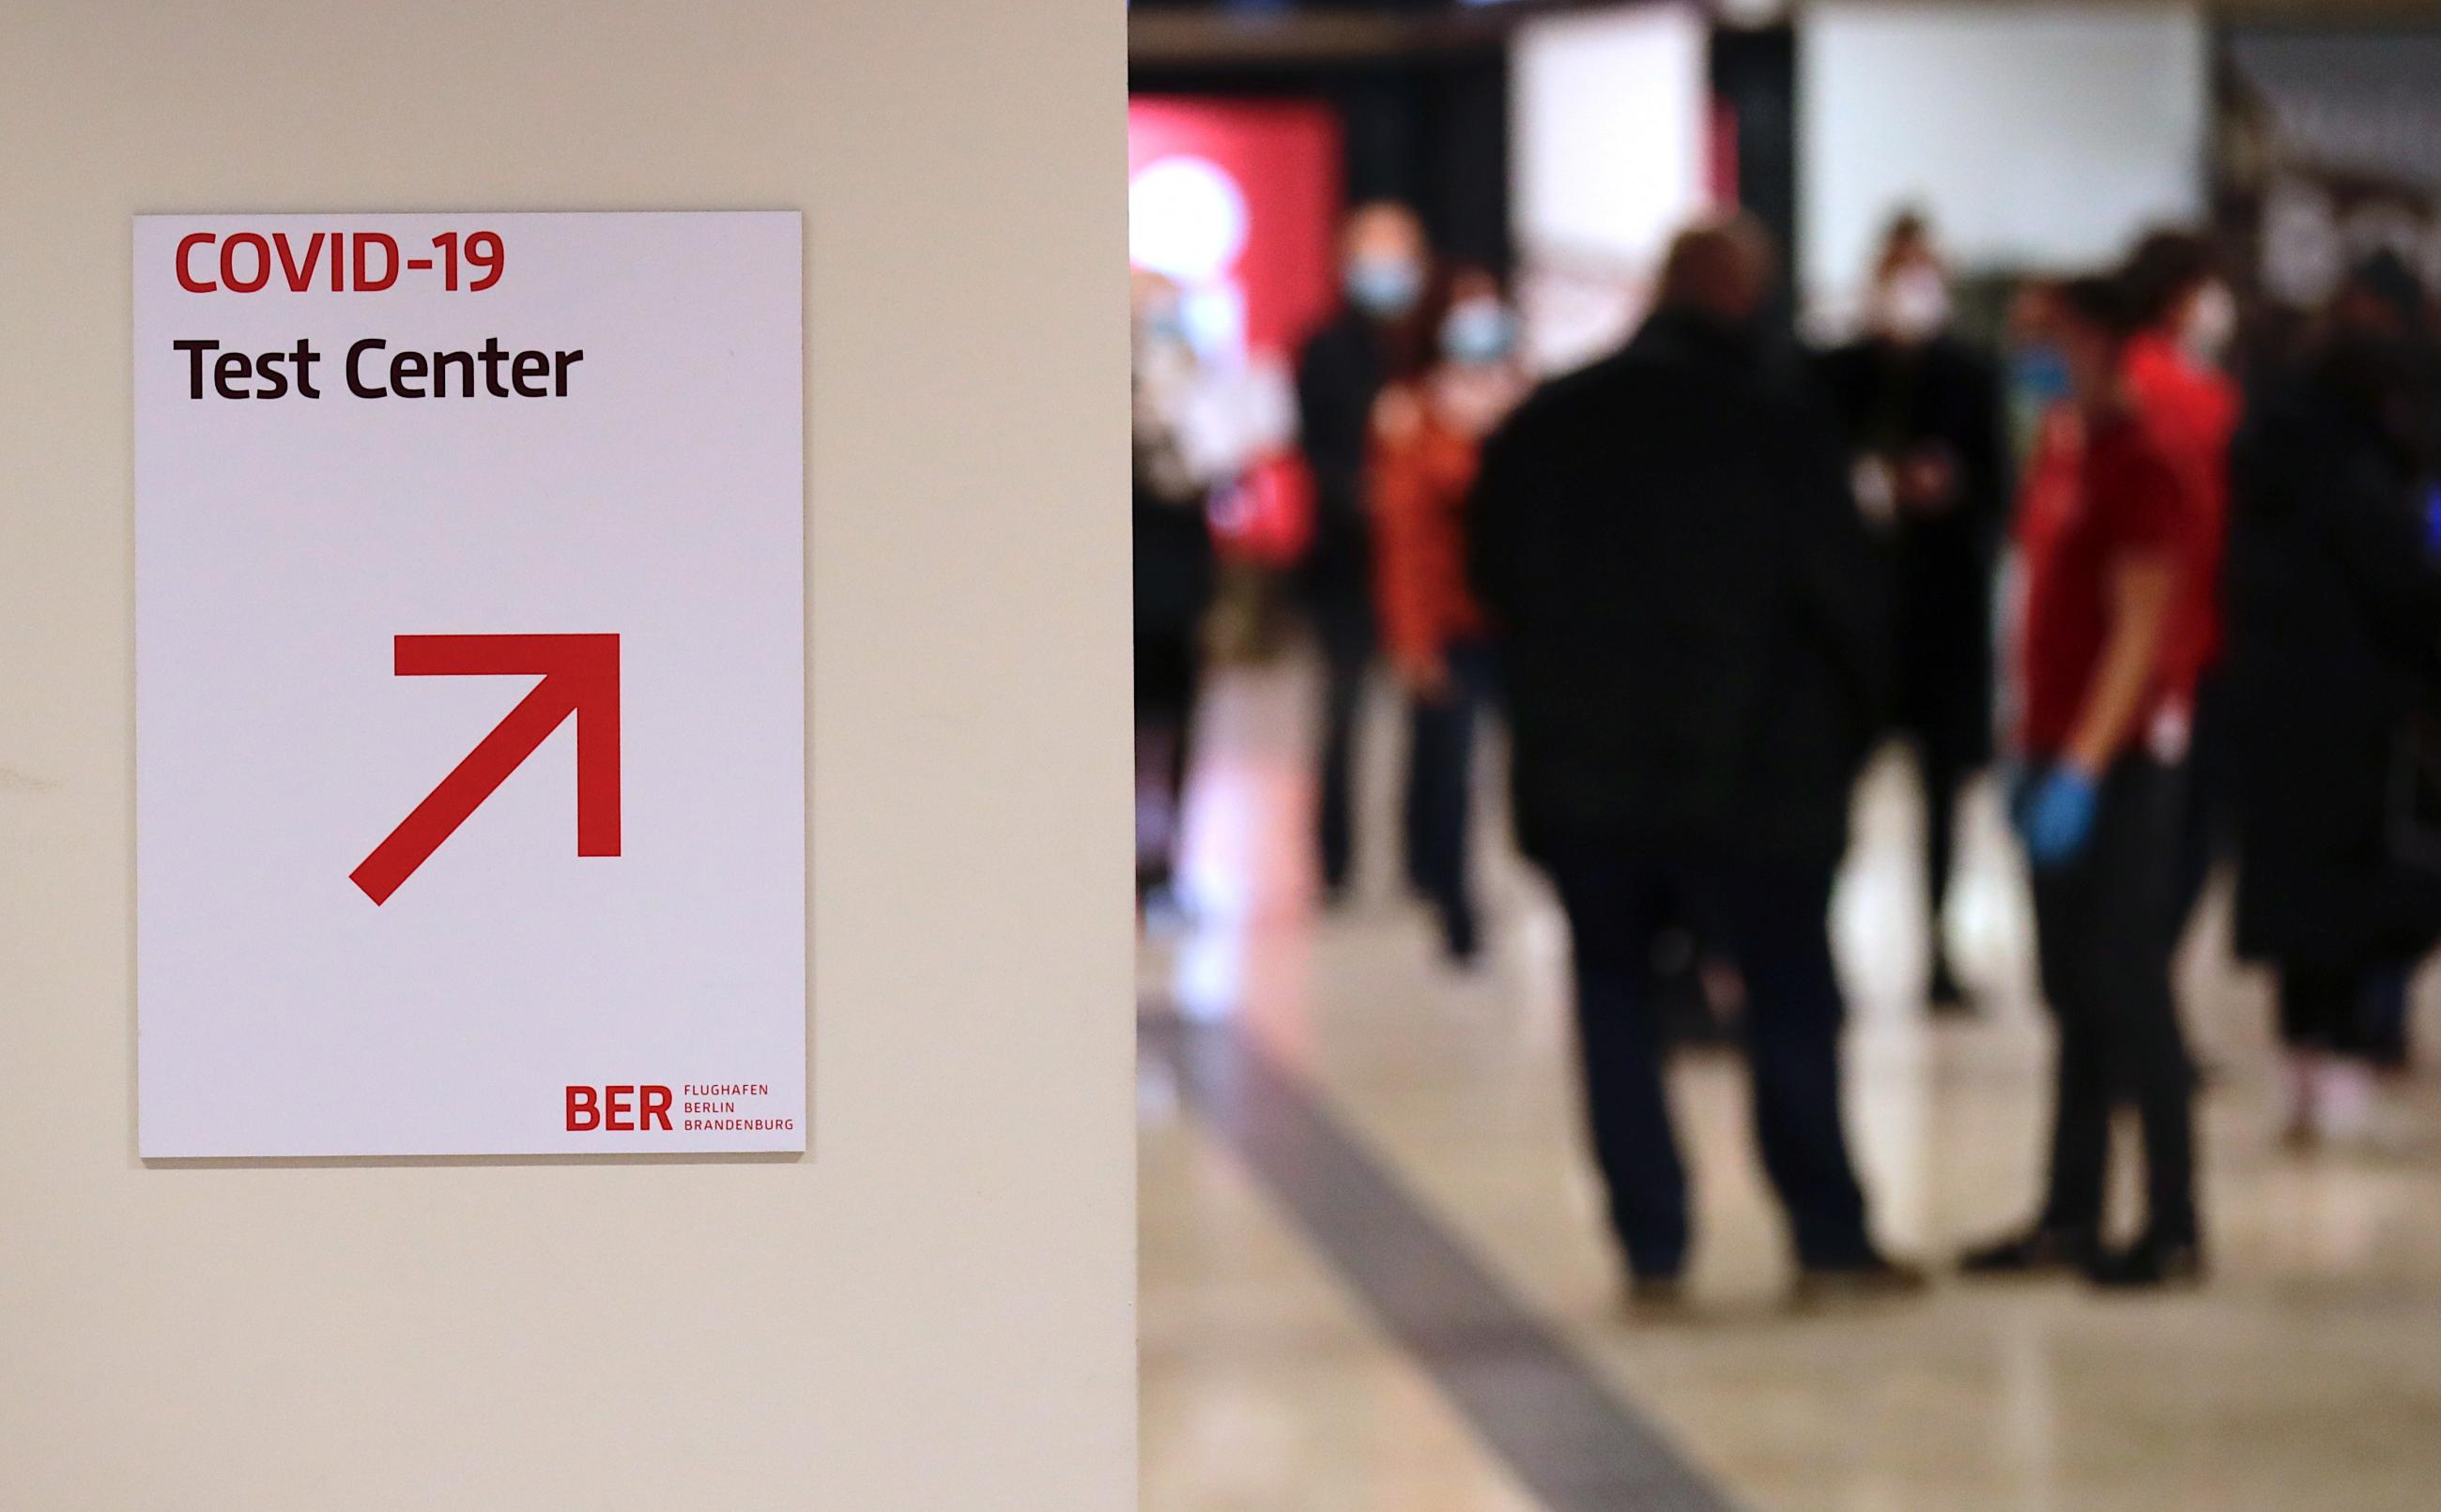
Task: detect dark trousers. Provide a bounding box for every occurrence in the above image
[1404,640,1496,955]
[1134,626,1203,897]
[1540,841,1875,1278]
[1313,595,1374,895]
[2367,965,2415,1070]
[1891,591,1994,975]
[1901,725,1977,970]
[2279,956,2412,1062]
[2165,670,2230,944]
[2030,756,2198,1245]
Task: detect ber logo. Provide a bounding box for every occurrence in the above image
[566,1085,673,1132]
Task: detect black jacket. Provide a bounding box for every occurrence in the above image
[1295,310,1391,604]
[1133,474,1213,641]
[1814,335,2006,760]
[2227,345,2441,967]
[1132,372,1215,641]
[1468,310,1890,867]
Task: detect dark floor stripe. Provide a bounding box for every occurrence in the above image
[1144,1005,1744,1512]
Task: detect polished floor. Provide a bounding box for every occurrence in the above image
[1140,658,2441,1512]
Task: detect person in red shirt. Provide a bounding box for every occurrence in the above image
[2119,232,2243,938]
[1966,274,2209,1289]
[1368,265,1525,963]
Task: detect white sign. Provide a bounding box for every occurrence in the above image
[136,212,806,1157]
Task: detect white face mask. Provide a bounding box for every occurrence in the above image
[2180,282,2238,365]
[1876,266,1951,344]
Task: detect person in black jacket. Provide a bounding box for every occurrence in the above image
[1133,273,1219,909]
[1468,217,1919,1309]
[1816,214,2008,1013]
[2226,254,2441,1145]
[1296,202,1432,902]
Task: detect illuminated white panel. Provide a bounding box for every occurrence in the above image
[1512,4,1712,270]
[1128,155,1249,284]
[1800,2,2207,306]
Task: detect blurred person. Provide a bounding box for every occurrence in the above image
[1133,271,1220,911]
[2363,960,2418,1075]
[1469,217,1921,1309]
[2003,281,2084,569]
[2001,282,2086,796]
[2224,252,2441,1144]
[1368,265,1528,964]
[2118,231,2243,944]
[1817,213,2008,1013]
[1297,201,1432,903]
[1965,275,2207,1289]
[2003,280,2078,456]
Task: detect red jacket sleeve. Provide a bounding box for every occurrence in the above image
[1369,405,1479,669]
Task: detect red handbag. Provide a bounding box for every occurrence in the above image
[1209,451,1314,569]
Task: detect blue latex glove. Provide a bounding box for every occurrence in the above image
[2017,766,2099,869]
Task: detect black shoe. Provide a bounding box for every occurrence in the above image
[1927,960,1973,1016]
[1958,1225,2092,1277]
[1792,1252,1930,1308]
[2087,1232,2205,1291]
[1440,908,1481,966]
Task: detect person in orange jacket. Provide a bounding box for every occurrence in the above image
[1368,265,1526,963]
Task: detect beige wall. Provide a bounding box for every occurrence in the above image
[0,3,1132,1506]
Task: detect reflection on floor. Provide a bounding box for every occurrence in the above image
[1140,658,2441,1512]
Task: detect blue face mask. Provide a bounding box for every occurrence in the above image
[1143,306,1190,346]
[1440,300,1515,364]
[1345,256,1423,318]
[2011,345,2072,406]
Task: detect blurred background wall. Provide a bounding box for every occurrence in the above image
[1129,0,2441,358]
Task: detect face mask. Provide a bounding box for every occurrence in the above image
[2180,282,2238,365]
[1345,256,1423,318]
[1877,267,1951,344]
[1439,298,1515,364]
[2010,345,2072,406]
[1140,303,1190,347]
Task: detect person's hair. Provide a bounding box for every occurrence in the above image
[2338,248,2428,330]
[1875,207,1933,280]
[2120,229,2219,329]
[2323,252,2441,470]
[2054,272,2141,342]
[1655,214,1774,320]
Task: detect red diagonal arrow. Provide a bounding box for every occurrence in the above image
[351,634,621,905]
